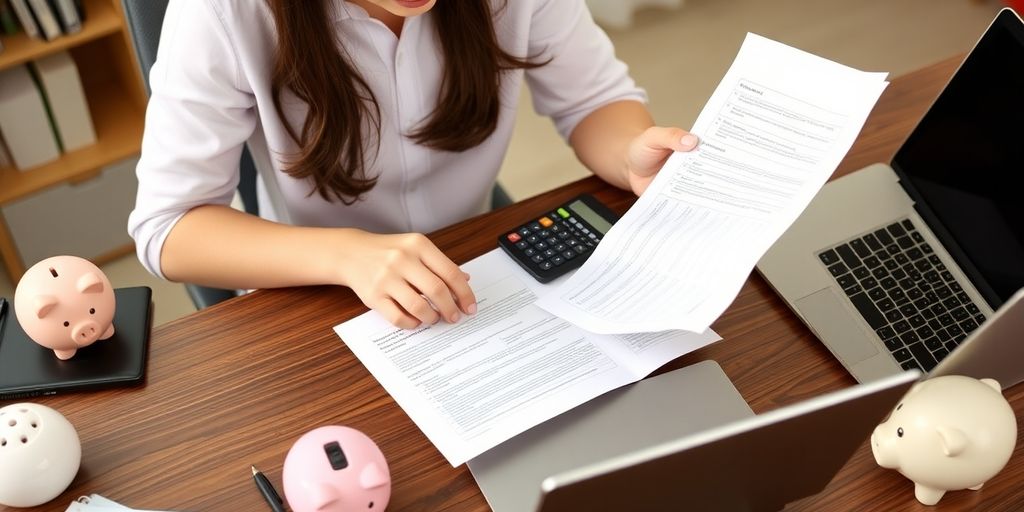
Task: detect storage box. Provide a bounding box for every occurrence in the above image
[2,157,138,266]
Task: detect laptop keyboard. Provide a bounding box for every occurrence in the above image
[817,218,987,372]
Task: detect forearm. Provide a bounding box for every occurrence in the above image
[159,205,348,290]
[569,100,655,190]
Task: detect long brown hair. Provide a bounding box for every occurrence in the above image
[268,0,543,204]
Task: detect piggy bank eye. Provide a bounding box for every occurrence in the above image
[368,502,374,509]
[89,308,95,315]
[896,403,902,411]
[897,427,904,438]
[63,321,70,327]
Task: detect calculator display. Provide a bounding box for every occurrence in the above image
[568,200,612,234]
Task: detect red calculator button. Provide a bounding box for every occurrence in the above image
[507,232,522,242]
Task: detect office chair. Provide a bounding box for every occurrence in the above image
[120,0,512,309]
[122,0,257,309]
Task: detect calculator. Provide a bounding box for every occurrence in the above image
[498,194,619,283]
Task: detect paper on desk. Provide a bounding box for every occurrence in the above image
[535,33,889,334]
[66,494,180,511]
[334,249,719,466]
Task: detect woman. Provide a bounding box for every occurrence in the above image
[128,0,698,329]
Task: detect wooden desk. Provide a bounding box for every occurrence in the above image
[4,55,1023,512]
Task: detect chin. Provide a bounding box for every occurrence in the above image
[389,0,437,16]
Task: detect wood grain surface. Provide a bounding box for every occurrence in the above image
[3,55,1023,512]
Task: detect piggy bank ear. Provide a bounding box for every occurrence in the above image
[77,272,105,294]
[936,425,968,457]
[360,462,389,489]
[34,295,59,319]
[980,378,1002,392]
[309,482,340,510]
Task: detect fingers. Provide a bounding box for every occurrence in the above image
[679,132,699,150]
[347,232,477,329]
[370,297,421,330]
[628,127,699,180]
[392,284,441,326]
[420,246,478,316]
[405,265,463,324]
[642,126,699,152]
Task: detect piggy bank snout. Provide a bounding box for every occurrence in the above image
[871,425,897,468]
[71,321,101,346]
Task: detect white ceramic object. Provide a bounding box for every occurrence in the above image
[871,375,1017,505]
[0,403,81,508]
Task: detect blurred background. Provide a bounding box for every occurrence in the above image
[0,0,1008,327]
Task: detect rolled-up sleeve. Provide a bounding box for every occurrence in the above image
[127,0,256,279]
[524,0,648,140]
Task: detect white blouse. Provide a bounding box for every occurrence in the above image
[128,0,646,279]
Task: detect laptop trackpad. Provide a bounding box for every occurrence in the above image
[795,288,878,365]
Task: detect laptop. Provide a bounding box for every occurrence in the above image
[468,361,916,512]
[468,360,755,512]
[757,8,1024,383]
[534,369,918,512]
[0,286,153,400]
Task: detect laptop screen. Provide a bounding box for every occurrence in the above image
[892,9,1024,306]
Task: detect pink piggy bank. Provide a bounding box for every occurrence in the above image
[283,426,391,512]
[13,255,116,360]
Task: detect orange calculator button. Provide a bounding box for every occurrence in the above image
[539,217,554,228]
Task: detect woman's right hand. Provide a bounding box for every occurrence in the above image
[335,230,477,329]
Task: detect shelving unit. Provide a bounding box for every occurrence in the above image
[0,0,146,281]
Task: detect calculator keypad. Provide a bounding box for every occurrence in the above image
[500,209,605,282]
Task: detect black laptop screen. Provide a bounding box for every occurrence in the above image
[892,9,1024,305]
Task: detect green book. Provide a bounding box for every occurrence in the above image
[26,62,65,152]
[0,0,20,35]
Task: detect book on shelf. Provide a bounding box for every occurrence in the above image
[31,51,96,151]
[0,1,19,35]
[0,137,11,168]
[0,64,60,170]
[27,0,61,40]
[8,0,41,39]
[48,0,81,34]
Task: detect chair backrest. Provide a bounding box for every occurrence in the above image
[120,0,168,95]
[121,0,258,308]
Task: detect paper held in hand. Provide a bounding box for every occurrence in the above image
[334,33,888,466]
[535,33,889,334]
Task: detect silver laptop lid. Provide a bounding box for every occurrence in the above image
[536,370,919,512]
[929,287,1024,388]
[468,360,754,512]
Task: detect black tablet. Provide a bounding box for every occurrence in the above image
[0,286,152,400]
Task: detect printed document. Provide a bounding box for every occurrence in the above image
[334,249,720,466]
[536,33,889,334]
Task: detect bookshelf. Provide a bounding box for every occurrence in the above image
[0,0,146,281]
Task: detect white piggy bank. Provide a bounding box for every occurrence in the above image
[871,375,1016,505]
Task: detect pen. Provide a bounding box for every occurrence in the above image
[252,465,287,512]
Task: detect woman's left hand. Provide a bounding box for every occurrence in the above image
[625,127,699,196]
